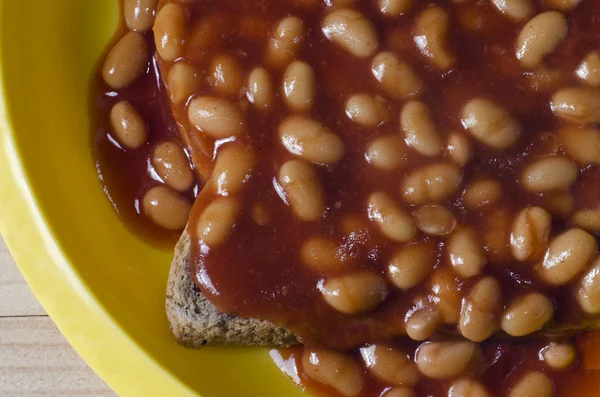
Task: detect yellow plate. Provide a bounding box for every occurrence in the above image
[0,2,305,396]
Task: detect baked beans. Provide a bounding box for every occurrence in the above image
[302,349,364,397]
[301,237,343,272]
[401,163,463,205]
[208,54,245,98]
[246,67,274,110]
[188,96,245,139]
[102,31,149,90]
[415,341,480,379]
[322,9,379,58]
[401,101,443,157]
[142,186,191,230]
[109,100,148,149]
[508,371,553,397]
[510,206,552,262]
[211,144,256,196]
[521,156,578,193]
[463,178,503,209]
[448,379,491,397]
[414,7,456,71]
[576,51,600,87]
[371,52,422,99]
[279,116,345,165]
[283,61,316,112]
[278,159,325,221]
[576,257,600,314]
[501,293,554,336]
[516,12,568,69]
[551,87,600,124]
[266,16,305,69]
[367,192,416,242]
[365,135,407,170]
[447,227,487,278]
[345,94,389,127]
[359,344,420,386]
[167,62,201,105]
[459,277,502,342]
[461,98,521,149]
[540,342,577,370]
[387,242,436,290]
[196,196,241,247]
[153,3,186,62]
[319,272,388,314]
[490,0,533,22]
[151,141,193,192]
[411,205,457,236]
[124,0,158,32]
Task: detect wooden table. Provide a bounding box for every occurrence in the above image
[0,237,116,396]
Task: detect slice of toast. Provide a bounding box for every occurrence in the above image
[166,229,300,347]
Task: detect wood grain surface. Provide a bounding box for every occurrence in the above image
[0,237,116,397]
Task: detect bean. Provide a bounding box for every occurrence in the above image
[371,52,422,99]
[461,98,521,149]
[401,163,463,204]
[537,228,597,285]
[490,0,533,22]
[447,132,472,167]
[142,186,191,230]
[576,51,600,87]
[302,349,364,397]
[401,101,443,157]
[577,257,600,314]
[541,342,577,370]
[247,67,274,110]
[367,192,416,242]
[188,96,245,139]
[414,7,456,71]
[459,277,502,342]
[359,345,420,386]
[516,12,567,69]
[153,3,186,62]
[415,341,479,379]
[463,178,502,209]
[560,127,600,165]
[212,144,256,196]
[527,66,563,92]
[388,242,436,290]
[448,379,492,397]
[544,0,582,10]
[501,293,553,336]
[365,135,407,170]
[412,205,456,236]
[447,227,487,278]
[572,209,600,233]
[124,0,158,32]
[208,54,244,98]
[542,191,575,218]
[551,87,600,124]
[378,0,414,16]
[405,300,440,341]
[508,371,553,397]
[279,116,345,165]
[152,141,193,192]
[345,94,389,127]
[430,268,462,324]
[510,206,552,262]
[383,388,416,397]
[521,156,578,192]
[322,9,379,58]
[109,101,148,149]
[266,16,305,69]
[251,202,271,226]
[196,196,241,247]
[283,61,316,112]
[167,62,201,105]
[279,159,325,221]
[482,207,513,263]
[102,31,148,90]
[319,272,388,314]
[301,237,343,272]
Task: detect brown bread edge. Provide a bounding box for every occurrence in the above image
[165,229,300,347]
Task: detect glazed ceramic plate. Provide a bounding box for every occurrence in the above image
[0,2,305,396]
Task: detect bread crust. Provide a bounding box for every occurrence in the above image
[166,230,300,347]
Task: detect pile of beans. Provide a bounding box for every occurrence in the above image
[92,0,600,395]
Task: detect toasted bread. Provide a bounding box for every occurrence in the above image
[166,229,300,347]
